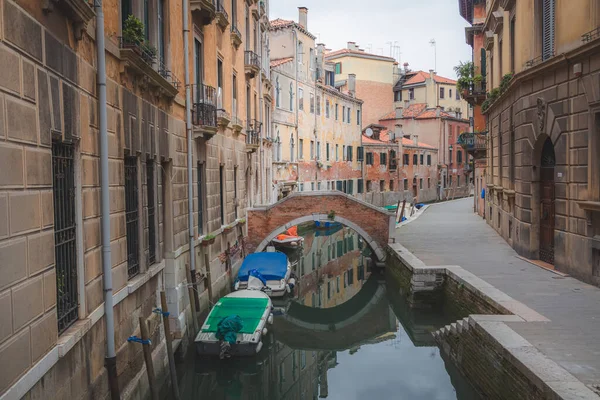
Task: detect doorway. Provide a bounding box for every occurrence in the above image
[539,138,555,264]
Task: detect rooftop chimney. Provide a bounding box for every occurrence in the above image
[403,62,409,72]
[395,106,403,119]
[429,69,435,80]
[348,73,356,97]
[413,136,418,146]
[298,7,308,29]
[347,41,359,51]
[394,124,403,141]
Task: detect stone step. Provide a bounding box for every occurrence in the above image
[456,320,464,333]
[450,322,458,334]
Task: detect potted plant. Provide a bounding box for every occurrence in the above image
[201,234,216,246]
[223,224,235,234]
[238,218,246,225]
[454,61,475,98]
[327,210,336,221]
[122,15,157,64]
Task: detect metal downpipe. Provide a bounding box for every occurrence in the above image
[94,0,119,397]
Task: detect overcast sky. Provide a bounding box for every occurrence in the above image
[269,0,472,80]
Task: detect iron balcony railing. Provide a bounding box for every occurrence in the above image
[582,27,600,43]
[216,0,228,19]
[469,79,486,95]
[246,124,260,146]
[231,23,242,38]
[192,83,218,127]
[244,50,261,69]
[458,131,487,153]
[118,36,180,89]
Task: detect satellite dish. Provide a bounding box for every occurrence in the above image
[365,128,374,137]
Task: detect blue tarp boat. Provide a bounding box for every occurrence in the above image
[235,252,294,297]
[314,220,341,230]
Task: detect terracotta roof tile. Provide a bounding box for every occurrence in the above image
[403,70,457,86]
[270,57,294,68]
[402,103,428,118]
[401,137,435,149]
[270,18,294,28]
[379,110,396,120]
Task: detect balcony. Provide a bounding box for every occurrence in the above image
[190,0,216,26]
[118,37,180,98]
[232,116,244,134]
[245,120,261,152]
[192,83,218,139]
[457,131,487,159]
[217,109,231,128]
[462,80,487,106]
[215,0,229,30]
[231,23,242,49]
[42,0,95,40]
[244,50,261,78]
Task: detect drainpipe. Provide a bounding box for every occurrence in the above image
[292,28,299,187]
[258,9,264,204]
[94,1,119,398]
[183,0,199,309]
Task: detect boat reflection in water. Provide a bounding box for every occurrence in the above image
[173,224,480,400]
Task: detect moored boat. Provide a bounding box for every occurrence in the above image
[234,252,296,297]
[271,225,304,248]
[195,290,273,358]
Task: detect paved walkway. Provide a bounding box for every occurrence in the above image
[397,197,600,390]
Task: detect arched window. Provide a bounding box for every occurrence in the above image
[290,135,295,162]
[289,83,294,111]
[275,77,281,108]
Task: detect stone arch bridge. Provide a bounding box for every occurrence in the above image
[247,191,395,261]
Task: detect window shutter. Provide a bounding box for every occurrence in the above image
[542,0,555,61]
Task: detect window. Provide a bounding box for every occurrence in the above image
[457,150,463,164]
[427,154,432,165]
[298,88,304,110]
[449,89,452,99]
[122,0,132,30]
[342,106,346,122]
[197,163,204,234]
[366,152,373,165]
[456,89,460,100]
[357,110,361,126]
[232,73,238,116]
[449,148,453,164]
[275,77,281,107]
[335,104,339,120]
[357,146,364,161]
[317,181,321,190]
[336,180,343,191]
[404,179,408,190]
[335,62,342,74]
[367,180,373,192]
[510,17,516,72]
[336,145,339,161]
[358,178,364,193]
[428,178,431,188]
[310,140,314,159]
[289,83,294,111]
[297,40,303,64]
[299,138,304,159]
[449,175,453,187]
[347,107,351,124]
[146,161,156,265]
[380,180,385,191]
[309,48,315,71]
[413,154,417,165]
[52,141,78,333]
[219,165,225,225]
[311,182,315,191]
[158,0,166,64]
[458,175,461,187]
[347,179,354,195]
[440,87,445,99]
[420,178,423,189]
[380,152,387,166]
[403,153,409,165]
[316,96,321,115]
[217,59,224,107]
[310,93,315,113]
[299,183,304,191]
[124,156,140,279]
[326,99,330,118]
[233,167,238,219]
[347,146,353,161]
[409,88,414,100]
[390,180,394,190]
[317,141,321,160]
[394,90,402,102]
[326,143,330,161]
[343,145,346,161]
[420,154,424,165]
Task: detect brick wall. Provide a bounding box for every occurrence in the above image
[356,80,394,126]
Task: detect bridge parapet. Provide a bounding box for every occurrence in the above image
[248,191,395,261]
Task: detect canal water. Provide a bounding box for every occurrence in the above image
[170,223,481,400]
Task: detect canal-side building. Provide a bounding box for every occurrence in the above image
[457,0,488,218]
[0,0,270,398]
[468,0,600,285]
[269,9,364,199]
[379,104,471,200]
[325,42,396,126]
[361,124,439,204]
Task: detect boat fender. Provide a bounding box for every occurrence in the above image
[286,284,291,293]
[256,341,263,354]
[267,314,274,325]
[262,327,268,336]
[291,241,297,246]
[288,278,296,290]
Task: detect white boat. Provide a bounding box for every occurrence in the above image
[195,290,273,358]
[234,252,296,298]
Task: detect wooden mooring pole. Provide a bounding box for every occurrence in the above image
[185,266,199,335]
[139,317,159,400]
[160,291,181,400]
[204,253,214,306]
